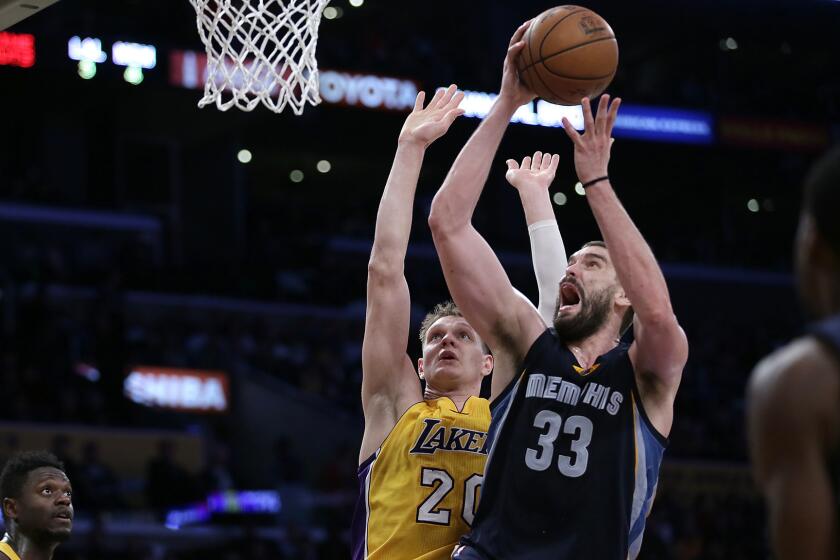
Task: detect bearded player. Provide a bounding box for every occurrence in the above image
[428,20,688,559]
[352,82,568,559]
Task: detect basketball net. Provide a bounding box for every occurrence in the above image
[189,0,330,115]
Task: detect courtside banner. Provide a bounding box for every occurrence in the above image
[124,365,230,413]
[718,116,830,152]
[611,104,714,144]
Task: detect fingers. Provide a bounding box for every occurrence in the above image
[435,84,458,109]
[539,152,553,171]
[444,108,466,126]
[595,94,609,136]
[506,159,520,171]
[548,153,560,173]
[507,40,526,58]
[606,97,621,137]
[508,19,532,48]
[581,97,595,133]
[413,91,425,111]
[562,117,581,144]
[522,155,532,169]
[428,86,447,109]
[531,151,543,171]
[444,90,465,113]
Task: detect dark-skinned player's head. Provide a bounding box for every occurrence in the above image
[797,146,840,319]
[554,241,634,342]
[418,301,493,395]
[0,450,73,543]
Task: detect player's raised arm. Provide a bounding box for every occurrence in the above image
[360,86,465,462]
[561,95,688,436]
[428,21,546,399]
[505,151,567,326]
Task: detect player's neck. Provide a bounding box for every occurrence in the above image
[423,386,476,411]
[566,328,620,369]
[3,532,58,560]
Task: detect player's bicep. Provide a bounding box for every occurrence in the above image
[765,455,836,559]
[748,363,836,558]
[361,271,420,405]
[630,314,687,392]
[431,224,543,358]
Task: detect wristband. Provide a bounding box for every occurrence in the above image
[581,176,609,189]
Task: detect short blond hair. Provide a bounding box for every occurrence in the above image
[419,301,489,353]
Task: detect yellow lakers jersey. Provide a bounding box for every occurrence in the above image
[352,397,491,560]
[0,541,20,560]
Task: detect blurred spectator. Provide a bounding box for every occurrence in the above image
[146,439,197,512]
[75,441,123,512]
[199,441,236,495]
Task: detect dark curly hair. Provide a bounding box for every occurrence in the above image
[0,450,65,510]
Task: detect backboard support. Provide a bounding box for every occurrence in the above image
[0,0,60,31]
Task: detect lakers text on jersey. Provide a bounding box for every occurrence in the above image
[352,396,491,560]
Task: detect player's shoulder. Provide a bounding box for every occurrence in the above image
[749,336,840,416]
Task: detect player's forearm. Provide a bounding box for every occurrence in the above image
[585,181,673,321]
[517,186,556,226]
[368,141,426,275]
[528,218,566,325]
[429,97,519,233]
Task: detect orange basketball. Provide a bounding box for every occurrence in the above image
[517,5,618,106]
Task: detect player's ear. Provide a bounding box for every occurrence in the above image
[482,354,494,377]
[613,283,631,309]
[3,497,17,521]
[417,358,425,380]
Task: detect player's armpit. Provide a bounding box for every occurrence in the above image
[747,338,840,560]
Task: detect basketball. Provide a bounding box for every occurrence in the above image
[517,5,619,106]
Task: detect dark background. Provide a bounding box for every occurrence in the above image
[0,0,838,557]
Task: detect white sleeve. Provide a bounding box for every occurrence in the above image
[528,219,568,326]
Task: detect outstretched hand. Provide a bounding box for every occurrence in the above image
[399,84,465,148]
[561,94,621,184]
[505,151,560,193]
[499,20,537,108]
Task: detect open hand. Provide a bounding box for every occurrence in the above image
[505,151,560,193]
[398,84,465,148]
[561,94,621,184]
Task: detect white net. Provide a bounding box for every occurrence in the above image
[190,0,330,115]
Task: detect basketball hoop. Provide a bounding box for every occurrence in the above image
[189,0,330,115]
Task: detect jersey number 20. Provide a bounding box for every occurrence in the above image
[525,410,593,477]
[417,468,483,526]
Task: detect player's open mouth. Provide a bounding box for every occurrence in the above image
[439,350,457,362]
[54,510,73,521]
[559,282,582,311]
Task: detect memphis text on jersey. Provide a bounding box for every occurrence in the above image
[525,372,624,415]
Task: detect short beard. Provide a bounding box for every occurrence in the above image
[553,285,614,343]
[25,525,72,545]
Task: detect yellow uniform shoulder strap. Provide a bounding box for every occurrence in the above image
[0,541,20,560]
